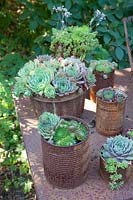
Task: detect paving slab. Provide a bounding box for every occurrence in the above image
[14,68,133,200]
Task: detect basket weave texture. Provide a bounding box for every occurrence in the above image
[96,97,126,136]
[32,90,86,118]
[41,116,90,189]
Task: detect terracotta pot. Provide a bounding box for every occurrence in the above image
[96,97,127,136]
[90,70,114,103]
[31,90,86,118]
[41,116,90,189]
[99,156,132,183]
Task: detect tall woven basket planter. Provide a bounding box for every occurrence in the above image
[90,70,114,103]
[41,116,90,189]
[99,156,132,183]
[96,97,127,136]
[32,90,86,118]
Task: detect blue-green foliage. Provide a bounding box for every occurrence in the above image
[101,135,133,162]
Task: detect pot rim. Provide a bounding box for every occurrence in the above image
[100,152,132,166]
[94,69,115,75]
[32,89,86,103]
[96,95,127,104]
[41,116,90,149]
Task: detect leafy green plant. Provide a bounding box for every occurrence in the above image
[100,135,133,190]
[96,87,128,102]
[105,158,128,190]
[89,60,117,76]
[38,112,88,146]
[14,55,96,98]
[0,74,33,195]
[50,25,100,60]
[90,1,133,68]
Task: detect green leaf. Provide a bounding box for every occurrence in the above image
[30,20,38,30]
[115,10,123,19]
[24,179,32,193]
[96,26,108,32]
[104,34,111,44]
[65,0,72,10]
[115,47,124,60]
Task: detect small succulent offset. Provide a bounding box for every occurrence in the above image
[38,112,88,146]
[96,87,128,102]
[14,55,96,98]
[101,135,133,190]
[105,158,128,190]
[89,60,117,79]
[126,129,133,140]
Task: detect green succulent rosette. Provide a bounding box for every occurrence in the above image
[28,67,54,94]
[38,112,60,140]
[18,60,36,77]
[52,76,79,96]
[101,135,133,162]
[44,84,56,98]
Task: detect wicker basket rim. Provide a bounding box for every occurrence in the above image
[32,90,85,103]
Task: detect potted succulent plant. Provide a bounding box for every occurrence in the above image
[100,135,133,190]
[89,60,117,102]
[96,87,128,136]
[14,55,95,117]
[50,25,100,61]
[38,112,90,188]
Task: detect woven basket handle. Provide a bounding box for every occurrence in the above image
[122,16,133,73]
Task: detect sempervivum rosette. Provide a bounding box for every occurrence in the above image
[38,112,60,140]
[52,76,78,96]
[60,56,86,81]
[28,67,54,94]
[101,135,133,162]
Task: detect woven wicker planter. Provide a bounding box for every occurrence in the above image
[41,116,90,189]
[90,70,114,103]
[32,90,86,118]
[96,97,127,136]
[99,156,132,183]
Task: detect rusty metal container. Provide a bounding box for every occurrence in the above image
[32,90,86,118]
[41,116,90,189]
[96,97,127,136]
[99,157,132,183]
[90,70,114,103]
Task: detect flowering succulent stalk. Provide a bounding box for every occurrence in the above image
[52,6,71,29]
